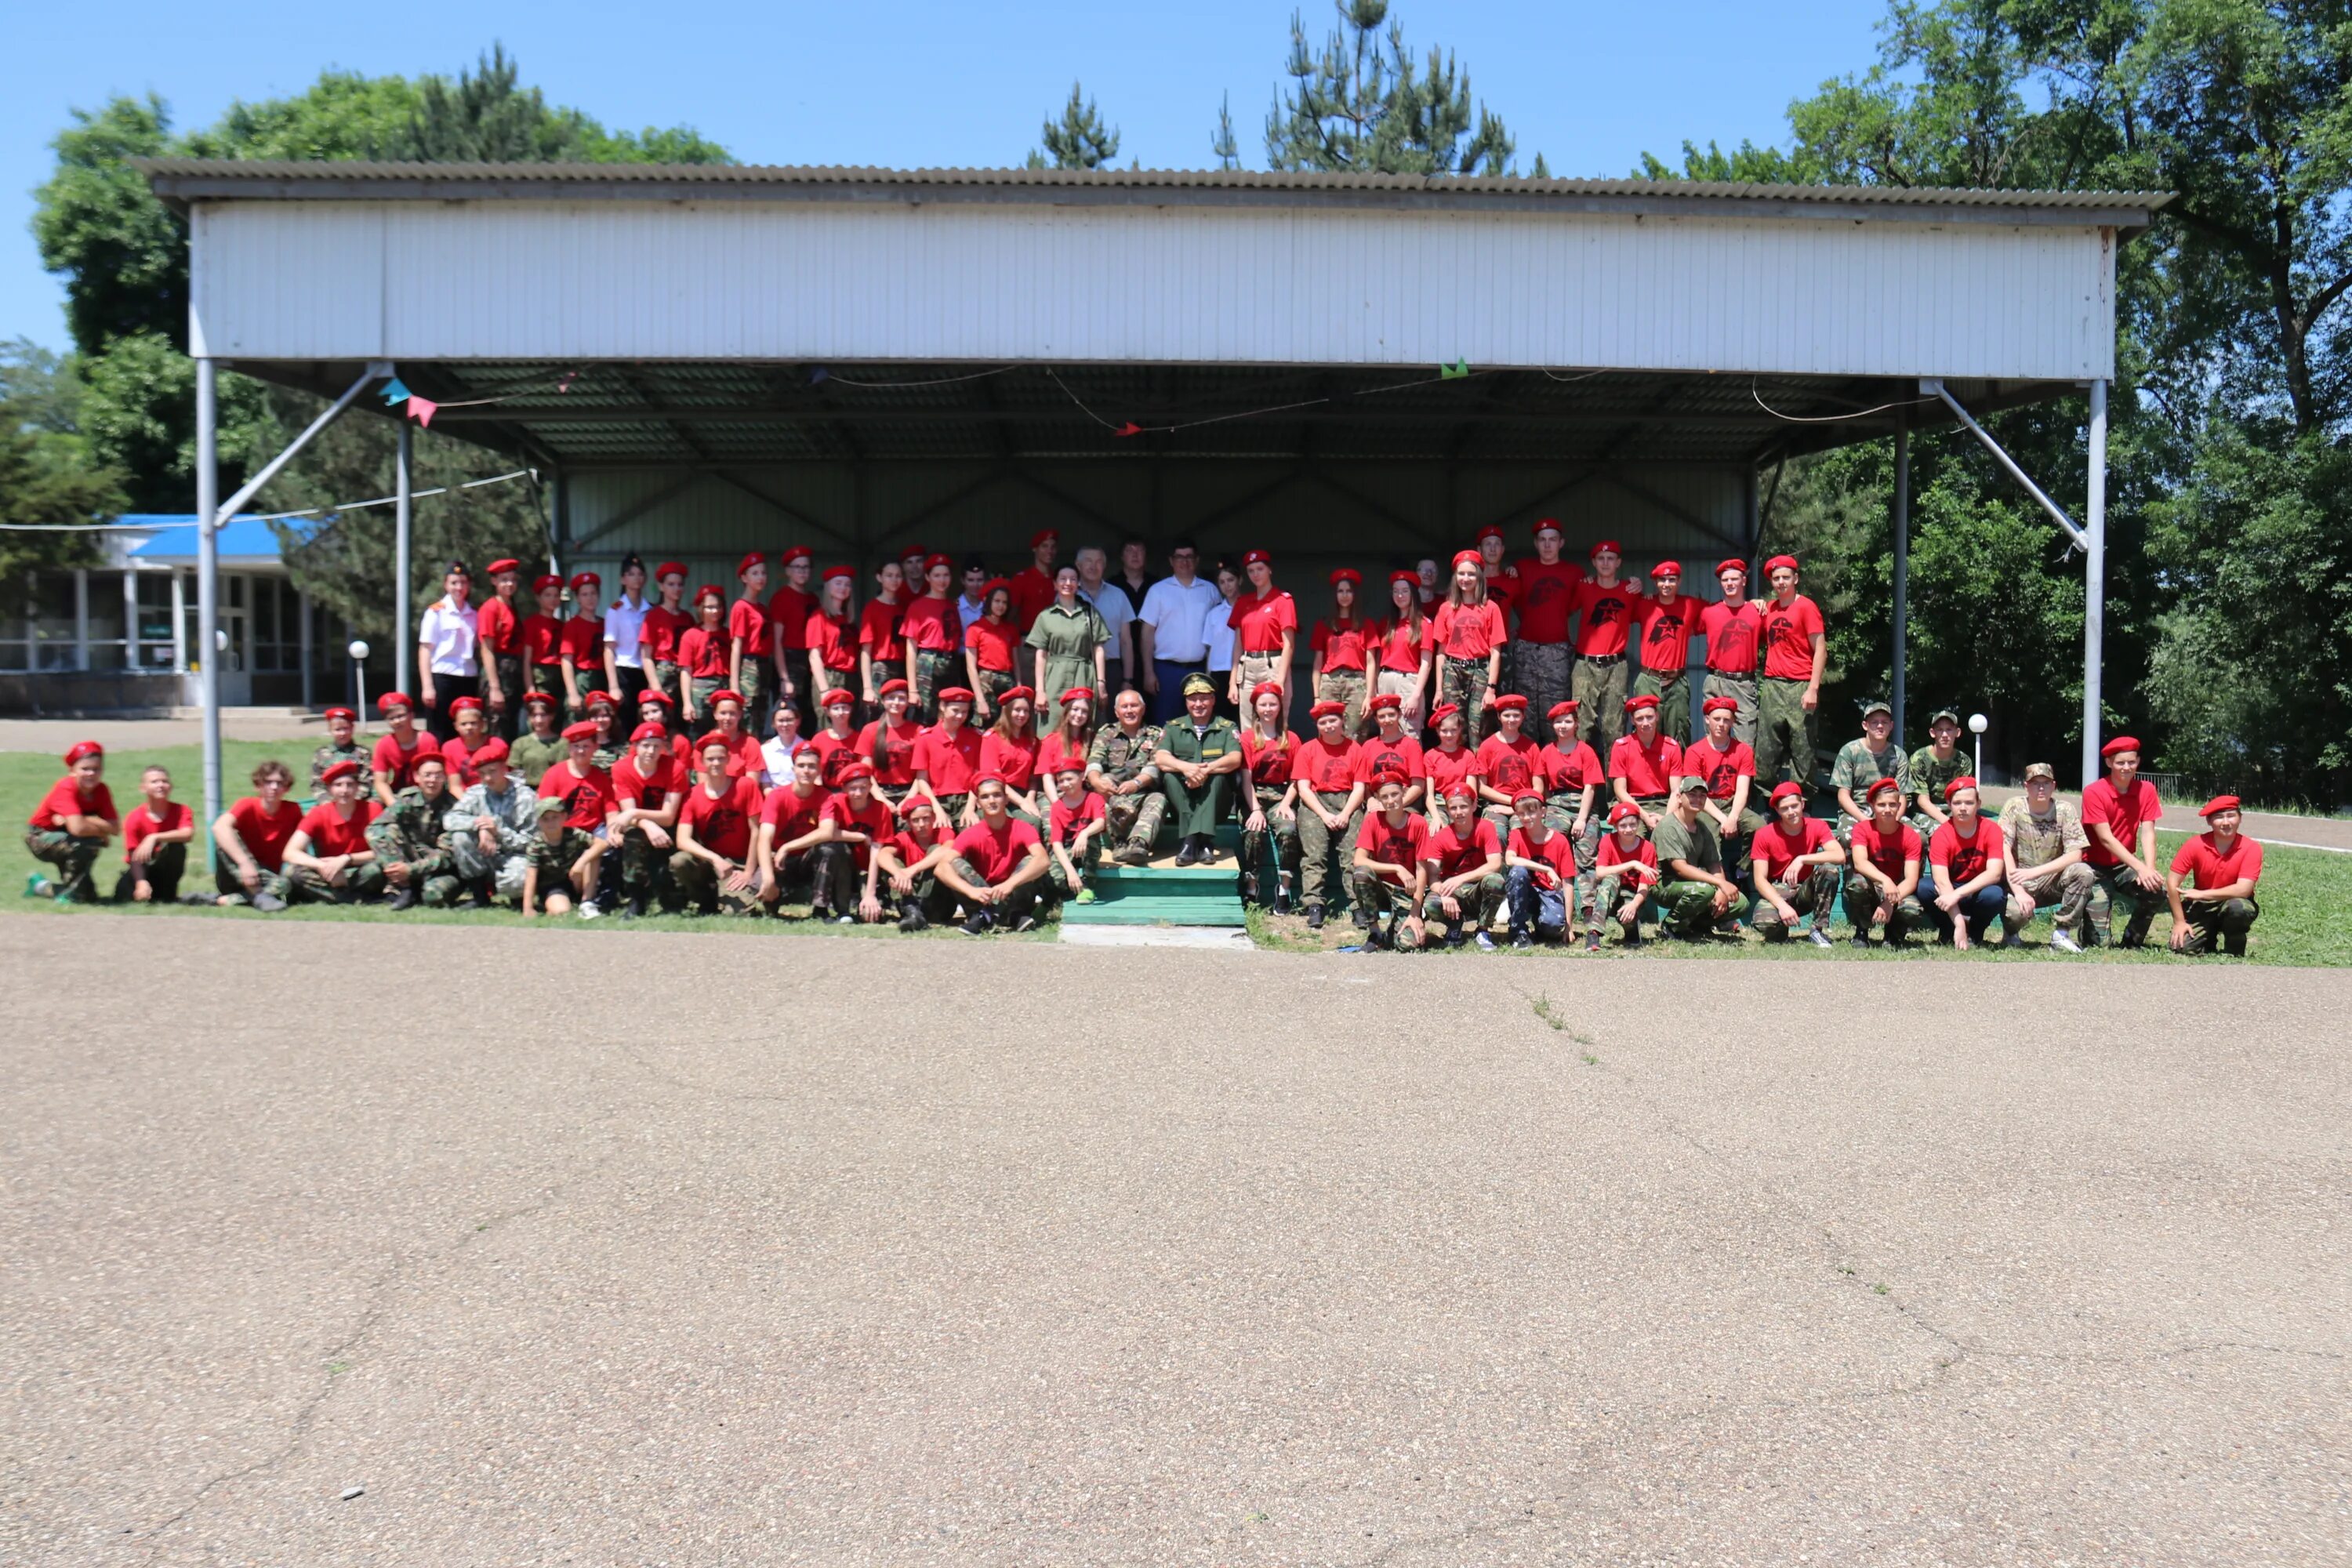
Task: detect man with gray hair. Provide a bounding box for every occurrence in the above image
[1997,760,2094,953]
[1074,546,1138,690]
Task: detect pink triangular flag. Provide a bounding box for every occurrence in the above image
[1115,421,1142,437]
[407,395,438,428]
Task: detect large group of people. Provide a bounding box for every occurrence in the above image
[21,526,2267,954]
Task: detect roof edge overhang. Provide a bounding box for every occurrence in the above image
[134,159,2171,234]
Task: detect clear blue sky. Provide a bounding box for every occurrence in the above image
[7,0,1891,350]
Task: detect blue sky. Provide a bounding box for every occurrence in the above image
[7,0,1890,350]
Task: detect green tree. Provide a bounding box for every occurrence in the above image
[31,96,187,358]
[1026,82,1122,170]
[1262,0,1516,175]
[1212,92,1241,170]
[0,341,125,580]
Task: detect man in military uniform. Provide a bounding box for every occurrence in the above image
[521,797,606,918]
[443,738,539,905]
[308,706,373,798]
[1829,699,1910,843]
[1998,760,2095,953]
[1651,775,1744,938]
[1085,687,1167,866]
[367,753,462,911]
[507,690,568,786]
[1153,673,1243,866]
[1908,710,1971,836]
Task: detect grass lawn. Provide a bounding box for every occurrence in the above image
[9,739,2347,964]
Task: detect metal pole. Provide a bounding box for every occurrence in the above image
[212,363,387,526]
[196,359,221,868]
[298,586,314,710]
[1928,381,2088,550]
[2083,379,2108,788]
[395,420,413,699]
[1891,426,1910,743]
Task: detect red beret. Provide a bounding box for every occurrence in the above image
[981,577,1014,601]
[1059,685,1095,706]
[1450,549,1483,569]
[630,722,667,744]
[1474,524,1506,545]
[62,739,103,766]
[821,688,857,709]
[835,758,875,782]
[1389,568,1419,586]
[1329,567,1361,587]
[692,583,725,605]
[319,758,361,784]
[1493,693,1528,712]
[1251,681,1285,703]
[448,695,483,713]
[1029,528,1059,549]
[924,554,953,572]
[568,572,601,590]
[1310,699,1346,720]
[640,561,679,581]
[1532,517,1563,537]
[1443,784,1477,804]
[695,731,732,754]
[1945,775,1980,802]
[1866,776,1904,802]
[1512,789,1545,808]
[876,677,910,698]
[1651,560,1682,577]
[485,557,521,575]
[1548,699,1578,720]
[1764,554,1799,575]
[1428,703,1461,726]
[470,737,510,764]
[736,552,765,579]
[1589,539,1622,557]
[522,688,559,707]
[972,771,1011,789]
[1369,766,1411,791]
[1369,691,1403,713]
[1769,781,1805,805]
[1242,549,1271,567]
[2101,735,2141,759]
[534,573,564,593]
[708,688,744,708]
[322,706,356,723]
[2199,793,2241,818]
[583,690,616,710]
[1624,693,1660,713]
[1609,801,1644,826]
[999,685,1035,704]
[899,542,929,557]
[637,687,673,707]
[1701,695,1740,716]
[822,564,855,583]
[936,686,975,705]
[780,546,814,565]
[561,720,600,742]
[376,691,413,713]
[1715,558,1748,579]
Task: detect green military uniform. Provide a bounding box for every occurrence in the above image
[1650,806,1732,938]
[1086,722,1166,864]
[529,826,601,904]
[309,742,373,799]
[1907,745,1971,833]
[1750,852,1842,941]
[1024,601,1109,733]
[287,819,388,904]
[1156,710,1240,841]
[507,731,568,788]
[24,824,108,903]
[1996,794,2096,937]
[445,778,538,902]
[1572,658,1631,755]
[1754,678,1816,789]
[1437,655,1493,741]
[1828,737,1909,840]
[913,648,958,724]
[367,785,462,906]
[2176,896,2260,956]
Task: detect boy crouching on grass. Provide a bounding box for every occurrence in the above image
[117,764,197,904]
[521,797,608,919]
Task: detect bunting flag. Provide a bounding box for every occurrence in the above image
[1114,421,1143,437]
[407,396,438,428]
[1439,359,1471,380]
[379,377,412,405]
[555,372,576,394]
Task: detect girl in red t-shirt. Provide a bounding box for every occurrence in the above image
[858,561,907,706]
[1038,686,1096,797]
[806,567,859,713]
[1239,681,1303,912]
[808,690,864,789]
[1419,704,1482,830]
[1430,550,1507,738]
[676,586,732,725]
[1370,569,1433,734]
[961,581,1021,722]
[978,685,1044,822]
[1311,568,1372,736]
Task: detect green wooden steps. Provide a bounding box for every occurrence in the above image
[1058,824,1250,927]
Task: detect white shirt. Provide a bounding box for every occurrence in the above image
[760,732,807,782]
[1078,580,1134,655]
[602,593,650,667]
[1138,574,1225,662]
[955,593,989,631]
[1205,598,1237,672]
[418,597,480,676]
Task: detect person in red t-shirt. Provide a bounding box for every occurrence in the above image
[1537,699,1603,855]
[477,557,526,739]
[672,735,763,915]
[1590,800,1661,947]
[557,572,604,724]
[1419,703,1479,827]
[806,759,897,922]
[1225,549,1298,710]
[1351,769,1431,948]
[1311,568,1373,735]
[539,720,620,842]
[211,757,300,910]
[900,554,963,722]
[1845,776,1926,948]
[1608,693,1683,828]
[2168,794,2263,955]
[913,688,986,828]
[1501,790,1579,948]
[962,580,1022,722]
[608,724,687,919]
[757,746,832,909]
[858,678,927,810]
[873,793,956,929]
[806,689,864,789]
[727,554,771,733]
[1009,528,1061,634]
[697,692,768,786]
[637,562,691,713]
[1370,569,1435,730]
[1294,699,1366,930]
[1473,694,1544,832]
[369,691,443,808]
[1425,786,1504,948]
[673,586,731,725]
[1046,762,1109,904]
[1630,561,1699,743]
[283,759,385,903]
[1431,550,1508,739]
[1748,780,1844,946]
[1355,692,1425,811]
[1682,695,1760,885]
[2083,734,2165,946]
[25,739,118,903]
[805,565,861,717]
[977,684,1045,823]
[1568,539,1646,756]
[518,573,568,709]
[938,774,1053,933]
[1509,518,1585,731]
[857,560,908,707]
[765,546,818,721]
[1755,554,1827,791]
[1697,559,1767,745]
[1236,681,1301,912]
[1926,776,2006,950]
[114,762,195,904]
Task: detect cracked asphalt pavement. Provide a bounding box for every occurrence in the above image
[4,916,2347,1566]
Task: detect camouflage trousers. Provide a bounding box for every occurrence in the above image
[1315,669,1366,739]
[24,829,106,902]
[365,822,460,906]
[1537,800,1605,927]
[973,666,1016,724]
[1348,876,1424,946]
[808,842,869,915]
[531,663,564,704]
[2004,860,2096,935]
[213,861,292,906]
[688,676,728,726]
[1240,785,1299,906]
[667,851,762,916]
[111,841,187,903]
[1750,866,1841,938]
[2089,863,2160,946]
[1702,672,1759,746]
[1438,656,1492,741]
[1294,790,1363,912]
[1656,879,1730,937]
[944,856,1051,923]
[615,827,677,904]
[2176,896,2259,956]
[913,649,959,724]
[1632,668,1690,746]
[1512,640,1573,732]
[491,655,527,739]
[1842,872,1926,939]
[1102,784,1165,863]
[289,861,388,904]
[1754,677,1817,789]
[1572,655,1630,755]
[733,659,767,737]
[1427,872,1504,937]
[446,833,529,902]
[1590,866,1657,935]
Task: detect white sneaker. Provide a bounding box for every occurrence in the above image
[2051,928,2083,955]
[835,913,855,925]
[578,901,603,920]
[1474,931,1497,951]
[1807,927,1833,949]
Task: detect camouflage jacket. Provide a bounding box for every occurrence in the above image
[445,780,539,856]
[366,786,458,873]
[526,826,597,878]
[1997,795,2085,871]
[1087,722,1165,783]
[310,741,374,797]
[1909,746,1971,814]
[506,731,568,787]
[1828,738,1908,805]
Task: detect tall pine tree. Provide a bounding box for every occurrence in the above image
[1025,83,1121,170]
[1261,0,1515,176]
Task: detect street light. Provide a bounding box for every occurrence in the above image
[1968,712,1988,782]
[349,639,371,718]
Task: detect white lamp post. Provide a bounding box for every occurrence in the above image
[1968,712,1988,782]
[349,639,372,719]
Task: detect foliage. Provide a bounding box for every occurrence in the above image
[32,96,187,358]
[1026,82,1122,170]
[1212,93,1241,171]
[1262,0,1516,175]
[0,338,125,579]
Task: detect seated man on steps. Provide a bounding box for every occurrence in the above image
[1085,687,1166,866]
[1153,673,1243,866]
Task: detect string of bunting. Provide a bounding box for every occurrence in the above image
[1044,361,1485,438]
[379,368,584,427]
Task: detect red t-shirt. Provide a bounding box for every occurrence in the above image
[1571,579,1641,658]
[857,598,906,662]
[1856,820,1924,882]
[1427,818,1501,880]
[297,800,379,858]
[1298,736,1361,795]
[1421,745,1479,801]
[1050,789,1108,845]
[1929,817,2002,885]
[1228,589,1298,655]
[1508,825,1578,890]
[1538,741,1604,796]
[538,761,617,830]
[520,612,566,669]
[1312,617,1371,672]
[900,595,960,655]
[964,616,1019,673]
[558,615,604,670]
[697,730,764,783]
[1596,832,1659,882]
[953,816,1044,883]
[820,792,896,870]
[728,597,768,659]
[1038,731,1092,784]
[225,796,300,871]
[612,754,684,814]
[1760,594,1824,681]
[2169,831,2263,890]
[761,782,829,848]
[1240,728,1300,788]
[30,777,115,832]
[1373,618,1428,673]
[1008,568,1058,634]
[809,729,862,788]
[1510,560,1585,644]
[887,822,949,866]
[913,724,983,795]
[1700,599,1765,675]
[1431,601,1508,661]
[1682,737,1755,801]
[1476,733,1544,797]
[1752,815,1835,884]
[1356,811,1432,886]
[477,595,521,657]
[639,605,689,666]
[676,625,731,679]
[439,735,484,790]
[371,731,442,793]
[680,776,761,862]
[1634,595,1699,673]
[1608,734,1684,797]
[808,611,858,673]
[766,586,817,652]
[2081,777,2162,866]
[978,731,1041,792]
[859,717,924,789]
[122,800,191,861]
[1356,731,1424,787]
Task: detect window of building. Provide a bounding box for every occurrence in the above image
[32,572,76,671]
[0,575,30,672]
[135,572,177,669]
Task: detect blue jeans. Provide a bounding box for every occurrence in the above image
[1152,659,1207,723]
[1505,865,1568,937]
[1929,882,2005,944]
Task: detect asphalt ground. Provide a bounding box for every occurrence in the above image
[5,916,2348,1566]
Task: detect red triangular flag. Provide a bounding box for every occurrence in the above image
[1115,421,1143,437]
[408,395,438,428]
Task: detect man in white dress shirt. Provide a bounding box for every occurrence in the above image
[1074,546,1138,691]
[416,561,481,742]
[1138,539,1225,722]
[601,554,653,713]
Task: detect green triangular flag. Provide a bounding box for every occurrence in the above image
[1440,359,1470,379]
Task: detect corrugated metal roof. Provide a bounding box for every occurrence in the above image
[137,158,2169,222]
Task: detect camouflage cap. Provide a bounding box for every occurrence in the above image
[1928,709,1961,728]
[535,797,569,818]
[1860,698,1892,718]
[2022,761,2056,782]
[1674,775,1711,795]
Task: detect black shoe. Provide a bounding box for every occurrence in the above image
[1272,891,1293,916]
[1174,839,1200,867]
[898,907,930,933]
[1585,930,1602,951]
[385,886,418,913]
[1306,906,1327,931]
[1512,932,1534,950]
[626,896,648,920]
[959,912,993,936]
[1352,906,1374,931]
[1192,835,1218,865]
[1012,914,1040,933]
[1624,928,1646,948]
[1850,932,1873,949]
[251,891,288,913]
[1446,927,1468,949]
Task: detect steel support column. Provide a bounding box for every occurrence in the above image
[1891,426,1911,741]
[2083,379,2107,788]
[394,420,414,699]
[196,359,221,866]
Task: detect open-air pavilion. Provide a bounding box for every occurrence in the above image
[137,158,2165,848]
